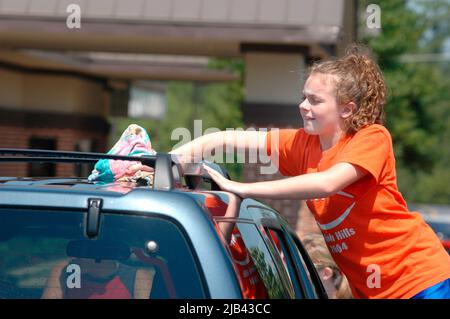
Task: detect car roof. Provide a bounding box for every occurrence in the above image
[0,176,288,227]
[0,149,293,231]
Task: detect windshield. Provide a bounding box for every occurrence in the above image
[0,209,205,299]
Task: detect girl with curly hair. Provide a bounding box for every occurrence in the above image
[171,44,450,299]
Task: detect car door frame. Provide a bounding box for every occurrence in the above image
[246,203,328,299]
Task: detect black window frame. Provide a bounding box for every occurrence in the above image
[263,226,306,299]
[283,227,328,299]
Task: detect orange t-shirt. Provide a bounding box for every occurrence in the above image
[266,124,450,299]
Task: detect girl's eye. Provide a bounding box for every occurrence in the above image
[302,95,319,105]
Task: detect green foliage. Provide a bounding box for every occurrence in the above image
[360,0,450,204]
[249,247,286,298]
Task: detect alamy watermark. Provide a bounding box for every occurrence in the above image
[366,4,381,30]
[66,263,81,289]
[170,120,280,175]
[366,264,381,289]
[66,4,81,29]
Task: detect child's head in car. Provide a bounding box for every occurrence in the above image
[302,233,353,299]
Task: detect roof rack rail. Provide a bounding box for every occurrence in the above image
[0,148,230,191]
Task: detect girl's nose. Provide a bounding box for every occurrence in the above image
[299,99,309,111]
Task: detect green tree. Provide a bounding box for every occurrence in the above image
[249,247,286,299]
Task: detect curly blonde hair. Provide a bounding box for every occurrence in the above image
[308,44,387,134]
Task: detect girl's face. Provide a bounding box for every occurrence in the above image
[299,73,344,137]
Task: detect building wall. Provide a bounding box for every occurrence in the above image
[0,67,110,177]
[0,69,105,116]
[0,125,107,177]
[244,52,305,105]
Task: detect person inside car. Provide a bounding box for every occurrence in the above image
[42,257,154,299]
[303,233,352,299]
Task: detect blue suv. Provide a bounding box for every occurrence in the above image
[0,148,327,299]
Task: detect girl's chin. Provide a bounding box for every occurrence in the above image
[302,124,320,135]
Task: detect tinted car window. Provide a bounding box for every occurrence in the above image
[266,229,290,278]
[216,221,292,299]
[266,228,304,298]
[0,209,205,299]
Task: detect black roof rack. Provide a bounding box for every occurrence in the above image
[0,148,229,191]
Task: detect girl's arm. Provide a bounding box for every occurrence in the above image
[203,162,367,200]
[217,193,242,244]
[169,130,268,162]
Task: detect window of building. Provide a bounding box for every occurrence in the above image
[28,137,56,177]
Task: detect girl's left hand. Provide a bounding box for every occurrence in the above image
[202,164,248,198]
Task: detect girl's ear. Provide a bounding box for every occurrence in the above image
[340,102,356,119]
[321,267,334,281]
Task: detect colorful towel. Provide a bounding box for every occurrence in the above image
[88,124,157,184]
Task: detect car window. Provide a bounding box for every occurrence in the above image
[265,228,304,298]
[266,229,290,278]
[0,209,206,299]
[215,221,292,299]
